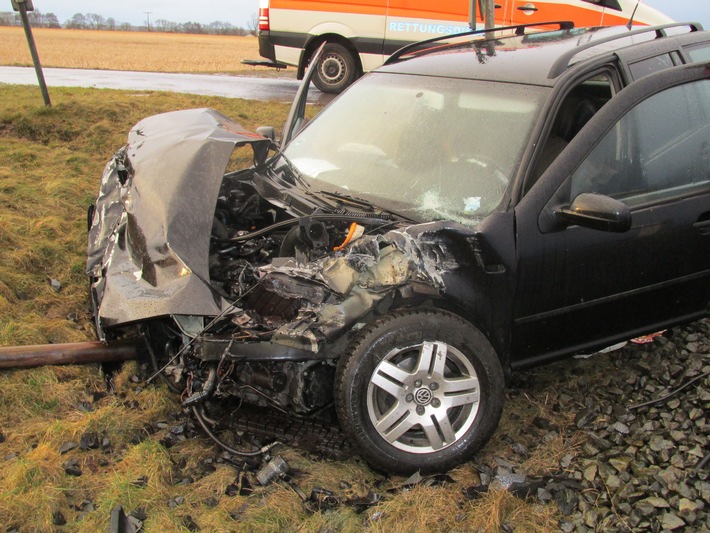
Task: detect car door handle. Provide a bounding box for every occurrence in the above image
[518,3,539,11]
[694,218,710,236]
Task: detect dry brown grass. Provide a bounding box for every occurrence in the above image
[365,483,559,532]
[0,27,288,75]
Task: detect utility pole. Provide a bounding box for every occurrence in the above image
[144,11,152,30]
[11,0,50,106]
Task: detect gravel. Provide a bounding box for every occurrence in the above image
[501,318,710,532]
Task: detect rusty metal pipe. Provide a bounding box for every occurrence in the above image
[0,340,138,370]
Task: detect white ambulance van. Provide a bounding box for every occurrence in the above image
[254,0,672,93]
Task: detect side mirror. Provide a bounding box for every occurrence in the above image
[558,193,631,233]
[256,126,276,141]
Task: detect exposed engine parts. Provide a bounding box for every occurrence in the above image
[208,175,380,303]
[186,360,335,415]
[145,175,397,426]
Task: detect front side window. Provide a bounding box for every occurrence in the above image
[569,79,710,206]
[527,71,614,191]
[282,73,548,224]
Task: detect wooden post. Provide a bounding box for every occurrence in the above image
[0,340,137,370]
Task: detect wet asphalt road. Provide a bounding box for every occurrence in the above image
[0,66,336,105]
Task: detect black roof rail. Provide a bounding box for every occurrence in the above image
[547,22,704,79]
[384,21,575,65]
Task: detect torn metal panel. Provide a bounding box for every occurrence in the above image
[87,109,270,335]
[254,228,467,352]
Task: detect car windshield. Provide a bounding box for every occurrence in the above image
[282,72,547,224]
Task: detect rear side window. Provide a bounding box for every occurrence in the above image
[686,43,710,63]
[569,79,710,206]
[628,54,675,80]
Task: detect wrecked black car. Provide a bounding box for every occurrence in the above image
[87,23,710,474]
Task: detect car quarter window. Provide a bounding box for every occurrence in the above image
[687,43,710,63]
[569,79,710,207]
[628,53,675,79]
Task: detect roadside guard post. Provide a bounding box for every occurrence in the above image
[11,0,51,106]
[469,1,496,35]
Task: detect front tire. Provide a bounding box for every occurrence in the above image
[335,309,505,474]
[312,42,358,94]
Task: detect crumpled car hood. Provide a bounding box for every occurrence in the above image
[87,108,270,336]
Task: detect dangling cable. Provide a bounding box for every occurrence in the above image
[191,405,278,457]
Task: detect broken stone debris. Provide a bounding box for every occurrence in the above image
[486,320,710,530]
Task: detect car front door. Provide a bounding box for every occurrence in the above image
[510,62,710,368]
[511,0,606,27]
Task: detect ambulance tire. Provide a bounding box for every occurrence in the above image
[313,42,358,94]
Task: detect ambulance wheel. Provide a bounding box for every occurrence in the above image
[335,309,505,474]
[313,43,358,94]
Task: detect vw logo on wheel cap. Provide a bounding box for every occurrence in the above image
[414,387,433,405]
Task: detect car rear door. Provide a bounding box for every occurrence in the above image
[510,62,710,368]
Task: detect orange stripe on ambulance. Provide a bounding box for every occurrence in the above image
[255,0,672,93]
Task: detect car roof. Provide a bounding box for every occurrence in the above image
[378,22,708,87]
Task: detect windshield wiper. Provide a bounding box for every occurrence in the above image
[317,190,414,222]
[280,153,309,190]
[262,144,309,190]
[319,190,376,210]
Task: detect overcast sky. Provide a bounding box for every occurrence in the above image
[38,0,259,28]
[644,0,709,27]
[33,1,710,30]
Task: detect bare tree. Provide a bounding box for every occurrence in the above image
[66,13,87,29]
[181,21,204,34]
[209,20,236,35]
[27,10,40,25]
[86,13,105,30]
[248,13,259,36]
[0,11,18,26]
[45,13,61,28]
[154,18,169,32]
